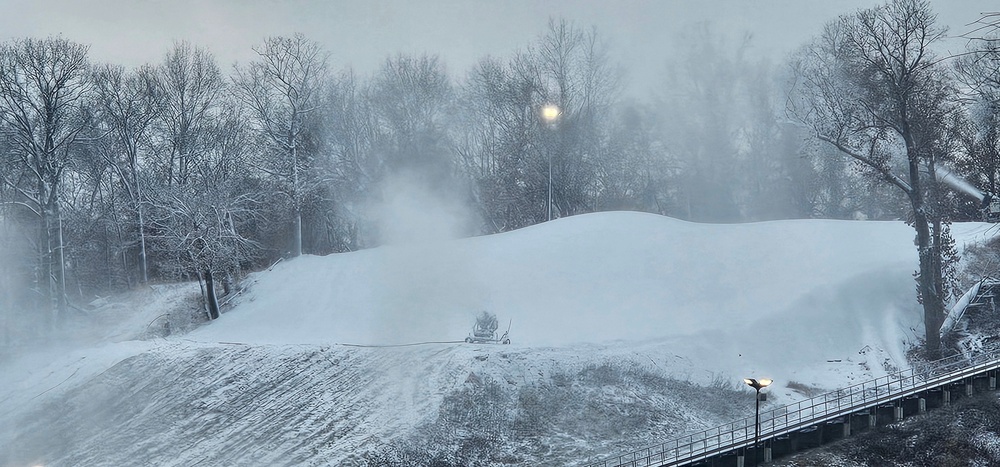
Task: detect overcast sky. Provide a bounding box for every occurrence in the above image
[2,0,996,95]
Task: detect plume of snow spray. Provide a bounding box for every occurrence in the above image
[935,165,984,202]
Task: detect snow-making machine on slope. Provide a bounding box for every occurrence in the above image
[465,311,511,344]
[980,192,1000,223]
[936,165,1000,222]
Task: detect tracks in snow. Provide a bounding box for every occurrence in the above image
[2,341,480,466]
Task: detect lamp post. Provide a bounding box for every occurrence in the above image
[540,104,560,221]
[744,377,772,466]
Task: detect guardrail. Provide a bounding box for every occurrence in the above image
[586,348,1000,467]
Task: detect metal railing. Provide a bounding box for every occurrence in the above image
[586,348,1000,467]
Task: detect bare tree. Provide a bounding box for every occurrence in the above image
[147,182,264,320]
[154,41,224,187]
[323,70,380,249]
[953,35,1000,201]
[369,54,453,178]
[234,34,328,257]
[459,54,546,231]
[658,27,745,222]
[145,97,265,320]
[92,63,162,285]
[0,37,91,324]
[962,12,1000,42]
[593,104,671,214]
[789,0,958,358]
[536,18,618,219]
[457,19,625,229]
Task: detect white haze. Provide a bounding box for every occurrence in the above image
[370,171,477,246]
[0,219,34,350]
[0,219,12,348]
[936,164,986,201]
[1,0,999,463]
[4,215,997,465]
[2,1,995,99]
[365,171,482,344]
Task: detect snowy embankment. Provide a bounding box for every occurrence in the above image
[1,212,996,466]
[195,213,994,385]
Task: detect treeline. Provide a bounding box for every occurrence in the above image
[0,11,998,337]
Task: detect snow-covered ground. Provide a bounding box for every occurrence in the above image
[1,212,997,466]
[193,213,995,387]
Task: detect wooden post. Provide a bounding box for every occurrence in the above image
[943,390,951,407]
[918,398,926,414]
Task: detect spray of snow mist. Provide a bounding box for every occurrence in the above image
[935,165,984,202]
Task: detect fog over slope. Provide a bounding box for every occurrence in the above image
[194,212,994,381]
[2,213,997,465]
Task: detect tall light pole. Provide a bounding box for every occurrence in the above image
[540,104,560,221]
[744,377,772,466]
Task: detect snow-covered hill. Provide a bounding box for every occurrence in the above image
[2,212,997,466]
[194,212,995,385]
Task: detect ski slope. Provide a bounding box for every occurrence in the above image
[193,212,994,383]
[2,212,997,466]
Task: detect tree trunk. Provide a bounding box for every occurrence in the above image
[39,207,54,331]
[136,171,148,284]
[904,127,944,360]
[204,269,220,320]
[56,205,66,318]
[112,200,132,289]
[913,211,943,359]
[293,209,302,257]
[291,129,303,257]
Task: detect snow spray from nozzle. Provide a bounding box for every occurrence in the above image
[932,165,1000,222]
[935,165,985,202]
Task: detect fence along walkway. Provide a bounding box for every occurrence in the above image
[586,347,1000,467]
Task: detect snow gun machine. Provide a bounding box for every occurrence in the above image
[982,192,1000,223]
[465,311,511,345]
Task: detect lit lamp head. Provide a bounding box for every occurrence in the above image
[541,104,561,124]
[744,378,772,390]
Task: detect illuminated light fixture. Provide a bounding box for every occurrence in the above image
[744,378,772,389]
[744,376,773,466]
[540,103,561,221]
[541,104,560,123]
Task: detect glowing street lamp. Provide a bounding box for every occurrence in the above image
[540,104,560,221]
[541,104,561,124]
[744,378,772,466]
